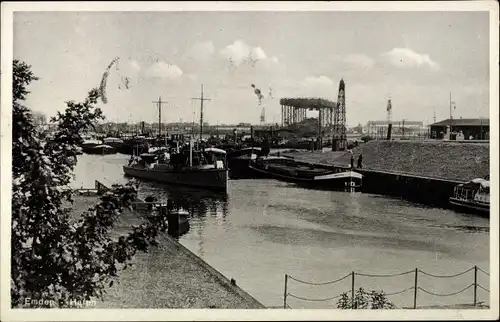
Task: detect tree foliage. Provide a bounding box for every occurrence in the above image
[336,288,396,309]
[11,60,160,308]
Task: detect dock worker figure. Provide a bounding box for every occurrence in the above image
[349,149,354,168]
[357,154,363,169]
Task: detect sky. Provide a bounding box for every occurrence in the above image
[13,10,490,126]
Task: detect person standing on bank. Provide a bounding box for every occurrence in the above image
[357,154,363,169]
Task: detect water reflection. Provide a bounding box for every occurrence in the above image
[134,181,228,243]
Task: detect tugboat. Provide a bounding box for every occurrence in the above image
[449,176,490,215]
[123,140,228,193]
[249,155,362,192]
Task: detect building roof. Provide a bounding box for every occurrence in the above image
[279,97,336,109]
[430,118,490,127]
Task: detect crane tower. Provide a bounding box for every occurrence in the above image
[333,79,347,151]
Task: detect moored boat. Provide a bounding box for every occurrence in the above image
[103,137,124,148]
[249,155,362,192]
[227,147,263,179]
[118,137,150,155]
[80,135,102,152]
[449,177,490,215]
[123,144,228,193]
[82,144,117,155]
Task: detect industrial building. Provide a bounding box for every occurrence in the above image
[429,118,489,140]
[363,120,426,138]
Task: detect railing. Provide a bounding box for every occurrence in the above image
[283,266,490,309]
[65,180,110,195]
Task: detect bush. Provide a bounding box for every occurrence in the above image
[360,135,374,143]
[336,288,396,309]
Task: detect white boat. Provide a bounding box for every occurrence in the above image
[449,177,490,215]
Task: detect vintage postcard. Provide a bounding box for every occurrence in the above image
[1,1,498,321]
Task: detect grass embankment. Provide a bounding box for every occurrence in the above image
[70,194,265,309]
[283,140,490,182]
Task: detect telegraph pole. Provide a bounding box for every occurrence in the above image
[152,96,167,138]
[191,84,211,141]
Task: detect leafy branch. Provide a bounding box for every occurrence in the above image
[11,60,163,308]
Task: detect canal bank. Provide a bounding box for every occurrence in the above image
[282,140,490,208]
[70,193,265,309]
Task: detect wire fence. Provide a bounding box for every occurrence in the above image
[283,266,490,309]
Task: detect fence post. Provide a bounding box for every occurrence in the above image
[351,271,355,309]
[284,274,288,309]
[473,266,478,306]
[413,268,418,309]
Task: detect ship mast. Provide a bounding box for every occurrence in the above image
[191,84,211,141]
[152,96,168,140]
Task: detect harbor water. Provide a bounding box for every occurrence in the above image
[71,153,490,309]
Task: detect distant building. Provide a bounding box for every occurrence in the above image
[253,127,294,139]
[429,118,489,140]
[363,120,425,137]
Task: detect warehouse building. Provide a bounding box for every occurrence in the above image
[429,118,489,140]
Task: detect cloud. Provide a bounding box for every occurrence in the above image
[304,75,334,86]
[381,48,440,70]
[146,61,183,79]
[184,41,215,62]
[250,47,267,60]
[220,40,276,67]
[220,40,254,66]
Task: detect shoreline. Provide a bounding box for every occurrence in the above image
[71,194,265,309]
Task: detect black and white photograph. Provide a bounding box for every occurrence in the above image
[1,1,498,321]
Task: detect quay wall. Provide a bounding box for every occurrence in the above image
[282,140,490,208]
[358,169,462,208]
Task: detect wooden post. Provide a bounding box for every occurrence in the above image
[351,271,355,309]
[474,265,478,306]
[413,268,418,309]
[284,274,288,309]
[189,138,193,167]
